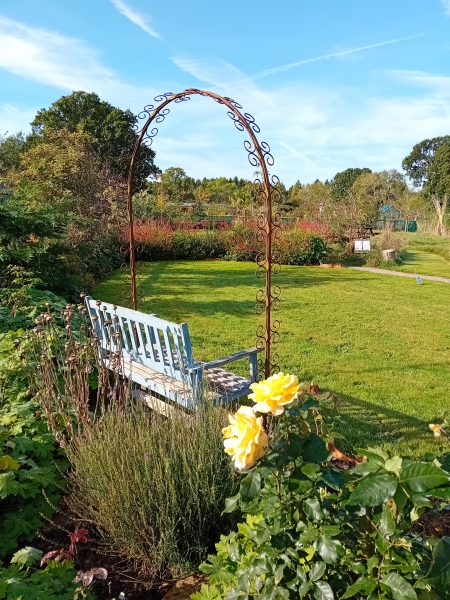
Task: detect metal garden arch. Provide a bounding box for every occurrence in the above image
[126,89,281,378]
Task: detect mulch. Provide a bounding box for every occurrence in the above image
[31,507,162,600]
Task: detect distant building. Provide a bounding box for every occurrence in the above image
[379,205,400,222]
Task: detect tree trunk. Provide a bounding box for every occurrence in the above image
[432,195,448,236]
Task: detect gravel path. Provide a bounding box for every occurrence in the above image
[349,266,450,284]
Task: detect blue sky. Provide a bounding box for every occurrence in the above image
[1,0,450,184]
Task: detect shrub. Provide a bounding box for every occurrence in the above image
[0,290,69,559]
[0,549,94,599]
[27,305,237,582]
[65,399,237,582]
[196,374,450,600]
[130,219,328,265]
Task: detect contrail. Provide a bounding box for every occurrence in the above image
[252,33,427,80]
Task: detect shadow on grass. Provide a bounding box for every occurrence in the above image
[322,391,436,455]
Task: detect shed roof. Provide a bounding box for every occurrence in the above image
[379,205,397,213]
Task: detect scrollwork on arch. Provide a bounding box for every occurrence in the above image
[125,88,282,378]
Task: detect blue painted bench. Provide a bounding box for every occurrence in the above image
[85,296,262,408]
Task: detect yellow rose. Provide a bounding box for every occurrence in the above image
[249,372,300,416]
[222,406,268,470]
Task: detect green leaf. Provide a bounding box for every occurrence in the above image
[228,542,240,562]
[400,463,449,493]
[299,581,313,599]
[287,433,305,458]
[380,573,417,600]
[351,462,382,477]
[393,484,408,513]
[0,455,20,470]
[315,536,337,564]
[321,470,344,490]
[223,492,240,513]
[302,463,320,479]
[376,504,395,537]
[240,470,261,504]
[424,536,450,587]
[304,498,324,521]
[289,467,313,494]
[313,580,334,600]
[309,561,326,582]
[385,456,403,472]
[367,556,379,574]
[0,471,22,498]
[10,546,43,567]
[350,473,398,506]
[302,434,332,464]
[191,584,223,600]
[238,574,250,593]
[321,525,340,537]
[341,577,378,599]
[428,486,450,499]
[301,399,320,410]
[354,446,388,466]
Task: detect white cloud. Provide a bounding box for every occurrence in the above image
[0,104,36,135]
[252,33,427,80]
[109,0,161,39]
[442,0,450,16]
[0,16,159,109]
[171,55,272,106]
[165,55,450,183]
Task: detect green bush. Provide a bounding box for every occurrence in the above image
[0,548,94,599]
[64,399,237,581]
[197,385,450,599]
[0,292,69,558]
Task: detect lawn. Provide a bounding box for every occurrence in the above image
[94,260,450,457]
[388,232,450,278]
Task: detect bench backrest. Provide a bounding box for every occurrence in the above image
[85,296,195,384]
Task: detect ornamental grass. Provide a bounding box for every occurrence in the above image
[27,302,237,584]
[65,397,237,582]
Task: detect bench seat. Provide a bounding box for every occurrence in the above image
[85,296,262,408]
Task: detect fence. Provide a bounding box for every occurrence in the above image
[372,219,417,232]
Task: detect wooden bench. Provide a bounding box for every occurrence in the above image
[85,296,262,408]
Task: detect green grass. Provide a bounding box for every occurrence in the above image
[386,233,450,278]
[94,261,450,457]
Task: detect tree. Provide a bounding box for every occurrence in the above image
[288,180,332,220]
[331,167,372,201]
[424,143,450,235]
[29,91,158,187]
[402,135,450,187]
[158,167,196,202]
[0,132,25,176]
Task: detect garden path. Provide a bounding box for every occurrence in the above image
[349,266,450,284]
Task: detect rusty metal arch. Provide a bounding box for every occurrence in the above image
[126,88,281,378]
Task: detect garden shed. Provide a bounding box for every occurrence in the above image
[373,205,403,230]
[379,205,400,221]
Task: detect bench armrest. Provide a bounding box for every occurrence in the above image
[202,347,263,370]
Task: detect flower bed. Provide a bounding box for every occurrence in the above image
[195,372,450,600]
[126,219,329,266]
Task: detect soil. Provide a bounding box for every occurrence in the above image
[31,507,162,600]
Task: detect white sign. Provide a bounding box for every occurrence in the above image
[354,239,371,252]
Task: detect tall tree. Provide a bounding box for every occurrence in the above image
[331,167,372,201]
[424,143,450,235]
[402,135,450,187]
[29,91,158,187]
[0,132,25,176]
